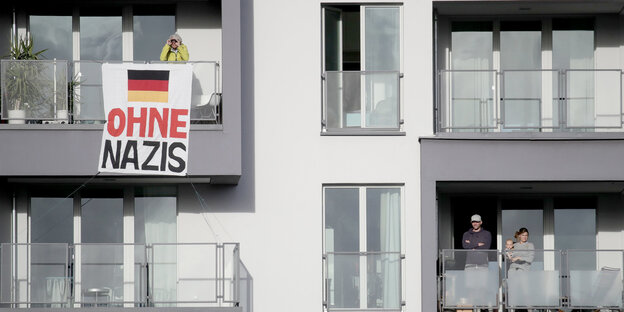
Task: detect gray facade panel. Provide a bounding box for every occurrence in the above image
[420,137,624,312]
[0,128,240,178]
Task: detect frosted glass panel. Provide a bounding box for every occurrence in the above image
[444,269,498,307]
[570,270,622,307]
[442,250,499,308]
[507,270,560,307]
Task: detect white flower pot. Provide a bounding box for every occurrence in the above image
[8,109,26,124]
[56,109,68,122]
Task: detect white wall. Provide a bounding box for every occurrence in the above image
[176,0,433,312]
[177,1,222,62]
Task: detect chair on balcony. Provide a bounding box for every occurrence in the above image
[83,287,112,307]
[191,92,222,123]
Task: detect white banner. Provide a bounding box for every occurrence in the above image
[98,63,192,175]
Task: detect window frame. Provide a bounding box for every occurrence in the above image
[321,4,405,135]
[322,184,405,311]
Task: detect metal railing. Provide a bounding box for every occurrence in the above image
[439,249,624,310]
[322,71,402,132]
[437,69,624,132]
[323,251,404,311]
[0,243,240,308]
[1,60,69,124]
[0,60,221,125]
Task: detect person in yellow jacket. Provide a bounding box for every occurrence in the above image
[160,34,189,61]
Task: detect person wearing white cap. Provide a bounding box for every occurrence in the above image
[462,214,492,269]
[160,33,189,61]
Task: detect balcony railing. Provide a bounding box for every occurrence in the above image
[437,69,623,132]
[0,243,240,308]
[1,60,221,125]
[323,251,404,311]
[323,71,402,132]
[439,249,624,310]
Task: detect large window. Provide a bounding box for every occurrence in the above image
[323,186,402,310]
[442,18,606,132]
[322,5,402,132]
[133,6,175,61]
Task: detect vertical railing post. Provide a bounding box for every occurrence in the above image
[234,243,240,306]
[145,244,151,307]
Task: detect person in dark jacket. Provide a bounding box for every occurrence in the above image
[462,214,492,269]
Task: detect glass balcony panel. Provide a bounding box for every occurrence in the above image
[72,61,105,123]
[1,60,68,122]
[0,244,69,306]
[364,72,400,128]
[502,71,554,129]
[151,243,217,306]
[221,243,240,303]
[567,70,621,129]
[441,249,499,309]
[505,250,561,308]
[76,244,145,306]
[366,253,401,309]
[326,253,360,309]
[568,250,623,308]
[325,71,400,130]
[439,70,496,131]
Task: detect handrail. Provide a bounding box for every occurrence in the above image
[1,59,222,125]
[439,248,624,310]
[0,242,239,308]
[437,68,624,132]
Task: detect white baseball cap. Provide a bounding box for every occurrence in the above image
[471,214,482,222]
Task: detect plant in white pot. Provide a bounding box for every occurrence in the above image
[3,35,47,124]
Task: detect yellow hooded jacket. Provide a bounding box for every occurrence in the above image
[160,44,189,61]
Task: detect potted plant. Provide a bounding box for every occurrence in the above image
[3,35,47,124]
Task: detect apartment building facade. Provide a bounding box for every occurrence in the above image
[2,0,624,312]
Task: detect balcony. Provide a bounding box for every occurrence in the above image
[322,71,402,133]
[323,251,404,311]
[0,243,240,309]
[437,69,623,132]
[1,60,222,125]
[439,249,624,310]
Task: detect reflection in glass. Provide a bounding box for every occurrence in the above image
[80,198,123,305]
[327,254,359,308]
[501,27,542,129]
[135,196,177,304]
[30,16,72,60]
[554,27,596,129]
[81,198,123,243]
[80,16,122,61]
[451,23,493,131]
[133,16,175,61]
[555,209,595,270]
[364,7,399,71]
[30,198,72,306]
[325,188,359,252]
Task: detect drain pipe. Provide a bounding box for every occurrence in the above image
[432,8,439,133]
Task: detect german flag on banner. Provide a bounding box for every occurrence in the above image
[127,70,170,103]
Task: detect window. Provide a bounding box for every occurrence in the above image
[30,15,73,61]
[133,6,175,61]
[322,5,402,132]
[323,186,402,310]
[441,18,609,132]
